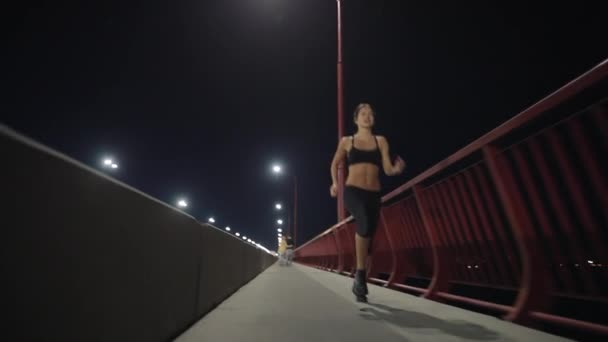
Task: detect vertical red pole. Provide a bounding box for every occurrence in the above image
[431,185,468,281]
[512,144,583,293]
[474,165,520,286]
[463,168,511,286]
[414,185,451,300]
[483,145,548,323]
[336,0,346,222]
[293,175,298,248]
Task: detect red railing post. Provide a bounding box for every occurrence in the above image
[383,204,413,288]
[414,185,451,300]
[365,206,399,285]
[483,145,550,323]
[463,167,513,286]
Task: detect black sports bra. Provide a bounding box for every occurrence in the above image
[347,135,382,167]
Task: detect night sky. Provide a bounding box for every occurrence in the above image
[4,0,607,250]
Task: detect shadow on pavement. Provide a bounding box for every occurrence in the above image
[359,302,504,341]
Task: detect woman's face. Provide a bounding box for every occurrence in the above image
[355,105,375,129]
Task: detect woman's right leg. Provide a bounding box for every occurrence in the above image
[344,187,370,301]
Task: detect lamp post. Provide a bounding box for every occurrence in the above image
[336,0,346,222]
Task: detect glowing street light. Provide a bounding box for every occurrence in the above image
[275,203,282,210]
[277,228,282,233]
[225,227,231,232]
[208,217,215,223]
[236,232,240,237]
[177,199,188,208]
[277,219,283,225]
[102,157,119,170]
[272,164,282,174]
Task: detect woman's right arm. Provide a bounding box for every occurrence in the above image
[330,137,348,197]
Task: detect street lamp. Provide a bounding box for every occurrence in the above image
[225,226,231,232]
[236,232,241,237]
[177,199,188,208]
[275,203,282,210]
[269,162,298,248]
[277,228,282,233]
[102,157,119,170]
[208,217,215,223]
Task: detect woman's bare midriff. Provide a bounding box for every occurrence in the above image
[346,164,381,192]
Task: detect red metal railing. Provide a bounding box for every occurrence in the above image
[295,58,608,336]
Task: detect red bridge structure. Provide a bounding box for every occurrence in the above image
[295,58,608,339]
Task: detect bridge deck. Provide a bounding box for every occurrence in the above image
[175,263,570,342]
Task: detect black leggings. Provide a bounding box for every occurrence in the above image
[344,186,381,238]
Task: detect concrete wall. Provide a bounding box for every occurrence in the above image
[0,124,276,342]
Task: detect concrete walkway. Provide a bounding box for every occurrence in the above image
[175,263,570,342]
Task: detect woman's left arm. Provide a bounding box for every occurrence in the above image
[378,136,406,176]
